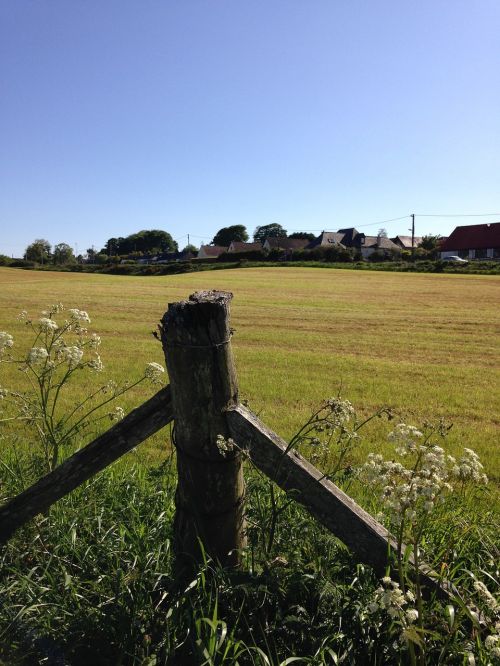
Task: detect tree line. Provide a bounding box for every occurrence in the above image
[18,224,443,265]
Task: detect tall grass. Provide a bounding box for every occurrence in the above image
[0,443,498,664]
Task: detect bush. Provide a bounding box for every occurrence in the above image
[217,250,267,262]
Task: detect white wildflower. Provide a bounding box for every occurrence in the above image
[326,397,355,425]
[145,362,165,383]
[216,434,236,457]
[89,333,101,348]
[17,310,28,320]
[68,308,91,323]
[0,331,14,353]
[405,609,419,624]
[39,317,58,332]
[103,380,118,394]
[88,354,104,372]
[454,449,488,485]
[59,346,84,368]
[109,406,125,421]
[485,635,499,650]
[27,347,49,365]
[0,387,8,399]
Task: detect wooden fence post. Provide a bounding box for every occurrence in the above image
[160,290,245,570]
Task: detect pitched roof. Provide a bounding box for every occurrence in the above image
[391,235,423,249]
[199,245,227,257]
[308,231,346,248]
[228,241,263,252]
[439,223,500,251]
[360,236,400,250]
[337,228,360,245]
[265,237,309,250]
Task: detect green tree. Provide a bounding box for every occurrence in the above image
[53,243,76,265]
[253,223,287,243]
[182,244,199,255]
[288,232,315,241]
[212,225,248,246]
[86,248,97,263]
[420,235,442,251]
[101,230,177,256]
[24,239,51,263]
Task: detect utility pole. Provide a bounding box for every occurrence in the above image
[187,234,190,248]
[411,214,415,257]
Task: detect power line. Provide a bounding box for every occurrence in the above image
[287,215,410,234]
[356,215,410,229]
[415,213,500,217]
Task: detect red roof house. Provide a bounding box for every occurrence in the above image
[439,222,500,259]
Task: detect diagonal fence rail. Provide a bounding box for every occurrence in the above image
[0,386,172,545]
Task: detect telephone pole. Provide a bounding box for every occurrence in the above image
[411,213,415,257]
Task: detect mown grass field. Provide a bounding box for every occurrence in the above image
[0,265,499,480]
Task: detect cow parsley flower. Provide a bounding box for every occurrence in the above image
[454,448,488,485]
[59,346,84,368]
[109,406,125,421]
[145,362,165,383]
[68,308,91,323]
[39,317,58,332]
[326,397,355,426]
[216,434,236,457]
[88,354,104,372]
[0,332,14,353]
[28,347,49,365]
[89,333,101,348]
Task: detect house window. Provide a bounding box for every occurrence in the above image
[493,248,500,258]
[475,248,487,259]
[458,249,468,259]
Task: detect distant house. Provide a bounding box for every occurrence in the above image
[355,235,400,259]
[440,222,500,260]
[307,228,399,258]
[263,237,309,252]
[307,231,347,248]
[227,241,263,253]
[391,235,423,250]
[197,245,227,259]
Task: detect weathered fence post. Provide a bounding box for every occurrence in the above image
[160,291,245,570]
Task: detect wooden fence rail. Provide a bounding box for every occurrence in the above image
[0,291,454,599]
[0,386,172,545]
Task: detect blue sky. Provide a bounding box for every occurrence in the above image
[1,1,499,256]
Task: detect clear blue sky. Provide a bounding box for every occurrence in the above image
[1,1,499,256]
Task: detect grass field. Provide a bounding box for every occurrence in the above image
[0,265,499,480]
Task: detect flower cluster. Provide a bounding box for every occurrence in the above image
[453,448,488,485]
[109,406,125,421]
[485,629,500,660]
[57,345,84,368]
[361,423,487,526]
[367,577,418,623]
[27,347,49,366]
[68,308,90,323]
[145,362,165,384]
[325,397,355,427]
[0,331,14,354]
[39,317,58,332]
[216,434,236,458]
[1,302,167,471]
